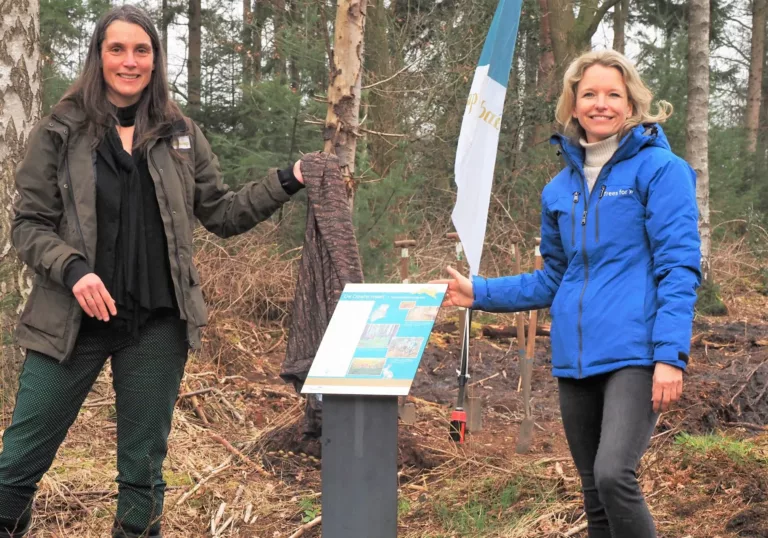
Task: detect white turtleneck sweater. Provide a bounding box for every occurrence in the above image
[579,134,619,194]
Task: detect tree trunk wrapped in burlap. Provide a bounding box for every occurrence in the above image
[280,152,364,437]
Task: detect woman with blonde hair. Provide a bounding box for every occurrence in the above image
[437,49,700,537]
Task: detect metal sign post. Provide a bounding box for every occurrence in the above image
[322,395,398,537]
[303,283,447,538]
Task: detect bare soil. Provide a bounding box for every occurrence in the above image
[5,307,768,537]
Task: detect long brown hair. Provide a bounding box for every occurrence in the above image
[56,5,183,154]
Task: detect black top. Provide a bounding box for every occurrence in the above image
[62,106,303,333]
[79,102,177,332]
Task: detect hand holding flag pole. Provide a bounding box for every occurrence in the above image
[448,0,523,443]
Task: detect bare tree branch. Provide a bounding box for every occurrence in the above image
[583,0,623,43]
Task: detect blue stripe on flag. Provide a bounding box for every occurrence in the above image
[478,0,523,88]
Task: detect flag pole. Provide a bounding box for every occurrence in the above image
[449,0,523,443]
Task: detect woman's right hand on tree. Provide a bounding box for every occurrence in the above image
[431,266,474,308]
[72,273,117,321]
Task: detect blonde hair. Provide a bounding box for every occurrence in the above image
[555,49,672,140]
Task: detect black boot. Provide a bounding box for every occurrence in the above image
[0,511,31,538]
[111,521,162,538]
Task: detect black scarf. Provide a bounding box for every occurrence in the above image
[97,104,153,336]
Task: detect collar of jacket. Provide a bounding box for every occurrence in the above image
[549,123,671,172]
[49,104,189,149]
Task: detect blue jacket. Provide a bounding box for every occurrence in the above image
[472,124,701,378]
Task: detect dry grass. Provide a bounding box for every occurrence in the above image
[0,226,767,537]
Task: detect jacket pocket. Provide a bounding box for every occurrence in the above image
[551,193,581,256]
[20,283,75,339]
[187,264,208,326]
[593,184,644,245]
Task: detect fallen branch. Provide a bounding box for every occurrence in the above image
[261,387,299,399]
[215,390,245,423]
[210,433,270,477]
[288,515,322,538]
[450,372,500,391]
[729,362,765,406]
[214,515,234,537]
[690,332,710,346]
[177,387,215,400]
[408,396,445,408]
[174,462,231,507]
[563,521,588,537]
[725,421,768,432]
[701,339,733,349]
[211,502,226,535]
[468,372,500,388]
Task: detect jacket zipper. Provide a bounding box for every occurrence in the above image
[595,185,607,243]
[578,207,588,378]
[575,166,610,377]
[560,135,643,378]
[570,192,580,246]
[149,149,187,319]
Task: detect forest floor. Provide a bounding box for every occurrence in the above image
[4,292,768,538]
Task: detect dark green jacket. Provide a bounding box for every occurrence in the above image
[12,106,292,361]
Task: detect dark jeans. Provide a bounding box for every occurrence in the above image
[558,366,659,538]
[0,315,188,538]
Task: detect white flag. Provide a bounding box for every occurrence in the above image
[452,0,523,276]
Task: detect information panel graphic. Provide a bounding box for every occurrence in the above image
[301,283,447,395]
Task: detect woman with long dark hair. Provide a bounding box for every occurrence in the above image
[1,5,304,537]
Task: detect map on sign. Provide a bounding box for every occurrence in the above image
[301,283,448,396]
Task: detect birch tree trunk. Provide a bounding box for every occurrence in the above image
[747,0,766,154]
[253,0,263,83]
[685,0,711,283]
[188,0,202,114]
[161,0,169,72]
[0,0,42,373]
[323,0,367,209]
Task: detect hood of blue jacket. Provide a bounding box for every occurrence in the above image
[550,123,671,171]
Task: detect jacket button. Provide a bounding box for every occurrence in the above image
[63,184,68,189]
[172,211,177,215]
[48,122,53,127]
[159,168,164,173]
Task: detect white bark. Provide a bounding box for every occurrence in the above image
[685,0,711,283]
[0,0,41,368]
[747,0,766,153]
[323,0,367,211]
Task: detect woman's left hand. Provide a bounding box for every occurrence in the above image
[293,160,304,184]
[652,362,683,413]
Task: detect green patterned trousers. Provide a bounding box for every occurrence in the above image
[0,315,188,538]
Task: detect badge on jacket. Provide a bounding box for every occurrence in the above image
[173,135,191,150]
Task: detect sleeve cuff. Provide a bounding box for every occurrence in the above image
[471,275,489,310]
[653,347,689,371]
[63,258,91,290]
[277,166,304,195]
